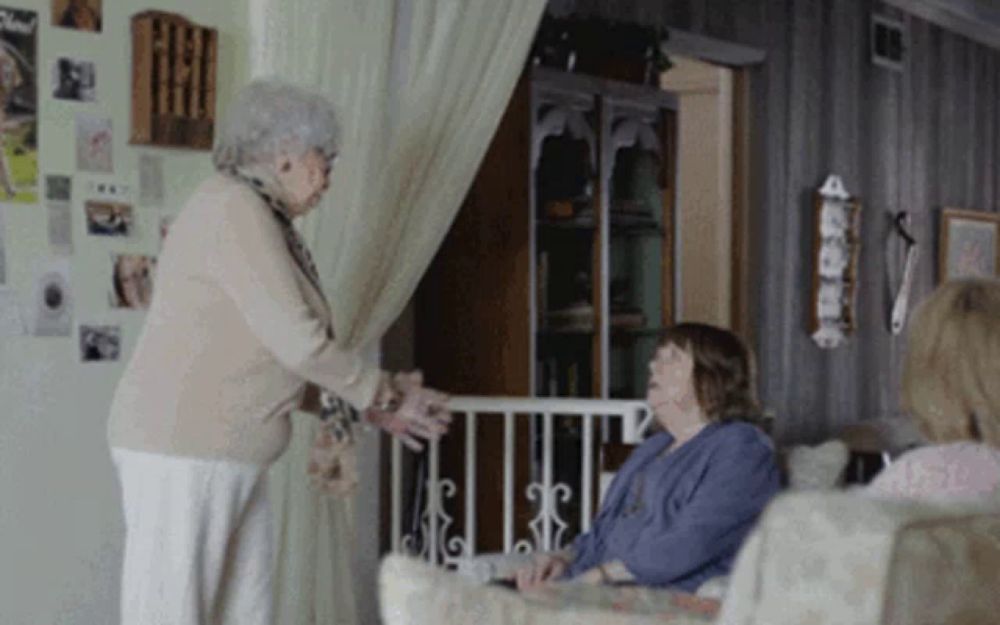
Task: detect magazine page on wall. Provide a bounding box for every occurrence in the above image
[0,6,38,203]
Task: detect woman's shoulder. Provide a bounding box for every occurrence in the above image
[869,442,1000,501]
[183,175,274,227]
[892,442,1000,468]
[708,420,773,451]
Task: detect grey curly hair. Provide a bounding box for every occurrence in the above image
[212,79,340,171]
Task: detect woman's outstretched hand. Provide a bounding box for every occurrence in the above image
[366,371,451,451]
[514,551,571,591]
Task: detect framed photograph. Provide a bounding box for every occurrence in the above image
[939,208,1000,281]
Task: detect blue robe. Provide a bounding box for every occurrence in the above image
[564,421,781,591]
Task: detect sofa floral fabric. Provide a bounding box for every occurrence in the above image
[882,513,1000,624]
[380,555,714,625]
[716,492,1000,625]
[382,494,1000,625]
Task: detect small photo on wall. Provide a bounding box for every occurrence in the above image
[85,200,133,237]
[109,253,156,310]
[0,6,39,203]
[80,324,119,362]
[52,0,101,33]
[45,174,71,201]
[75,113,112,173]
[52,57,96,102]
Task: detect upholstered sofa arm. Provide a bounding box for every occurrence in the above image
[380,555,714,625]
[717,491,1000,625]
[452,551,537,584]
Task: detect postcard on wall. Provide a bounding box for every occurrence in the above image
[138,153,164,205]
[85,199,133,237]
[79,324,119,362]
[75,113,112,173]
[45,174,71,201]
[109,253,156,310]
[31,257,72,337]
[52,0,101,33]
[52,57,96,102]
[0,286,25,337]
[47,202,72,255]
[0,6,39,204]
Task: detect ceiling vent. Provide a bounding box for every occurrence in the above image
[872,14,906,72]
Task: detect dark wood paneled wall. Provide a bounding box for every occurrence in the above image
[560,0,1000,443]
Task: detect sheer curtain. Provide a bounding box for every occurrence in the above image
[248,0,545,622]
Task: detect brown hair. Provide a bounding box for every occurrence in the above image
[659,322,761,424]
[902,278,1000,446]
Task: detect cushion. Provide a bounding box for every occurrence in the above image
[785,439,849,490]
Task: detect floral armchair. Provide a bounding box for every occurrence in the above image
[379,490,1000,625]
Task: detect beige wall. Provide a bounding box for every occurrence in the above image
[0,2,250,623]
[661,56,734,328]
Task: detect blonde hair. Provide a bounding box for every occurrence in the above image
[902,278,1000,445]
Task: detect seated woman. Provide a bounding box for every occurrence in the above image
[868,278,1000,502]
[515,323,781,592]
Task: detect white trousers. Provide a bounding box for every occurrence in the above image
[112,448,274,625]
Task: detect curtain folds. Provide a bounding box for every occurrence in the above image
[248,0,545,622]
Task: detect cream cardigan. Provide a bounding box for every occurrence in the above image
[107,174,382,465]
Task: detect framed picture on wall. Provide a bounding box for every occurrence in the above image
[939,208,1000,281]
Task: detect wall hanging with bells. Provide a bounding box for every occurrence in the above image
[130,10,217,150]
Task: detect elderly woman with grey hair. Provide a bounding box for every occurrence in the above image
[107,79,450,625]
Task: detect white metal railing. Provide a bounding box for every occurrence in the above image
[390,396,653,566]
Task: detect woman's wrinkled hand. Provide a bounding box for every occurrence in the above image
[514,551,570,591]
[367,370,451,452]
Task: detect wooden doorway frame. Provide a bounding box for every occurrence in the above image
[660,29,766,345]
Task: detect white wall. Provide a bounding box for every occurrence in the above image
[0,1,249,623]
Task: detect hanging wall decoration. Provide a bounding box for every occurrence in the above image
[809,175,861,349]
[0,6,38,203]
[886,212,919,335]
[130,11,217,150]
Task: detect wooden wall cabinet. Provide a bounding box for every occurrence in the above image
[130,11,217,150]
[415,67,677,551]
